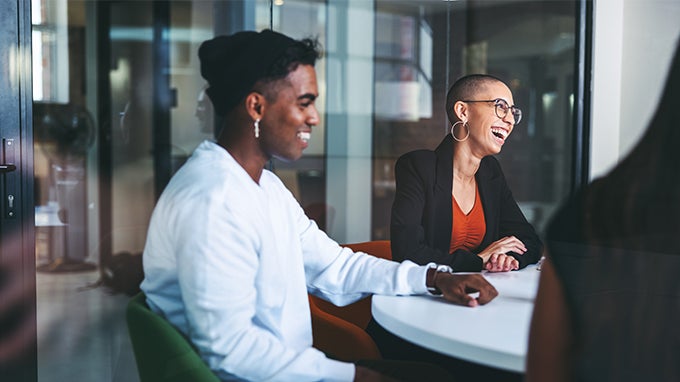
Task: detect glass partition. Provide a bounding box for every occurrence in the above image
[31,0,580,380]
[370,0,577,239]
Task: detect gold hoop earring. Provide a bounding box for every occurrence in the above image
[451,121,469,142]
[254,119,260,138]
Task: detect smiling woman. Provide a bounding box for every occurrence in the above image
[390,74,543,275]
[369,73,544,378]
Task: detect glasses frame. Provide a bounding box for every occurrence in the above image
[461,98,522,125]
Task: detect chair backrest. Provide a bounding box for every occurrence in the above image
[309,295,382,361]
[126,293,220,382]
[309,240,391,361]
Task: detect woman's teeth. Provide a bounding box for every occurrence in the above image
[297,132,311,142]
[491,128,507,139]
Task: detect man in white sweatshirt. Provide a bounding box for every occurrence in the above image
[141,29,498,382]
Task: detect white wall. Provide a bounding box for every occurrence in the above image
[590,0,680,179]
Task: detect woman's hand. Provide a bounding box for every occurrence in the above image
[485,253,519,272]
[477,236,525,272]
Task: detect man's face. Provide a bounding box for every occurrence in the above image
[259,64,319,162]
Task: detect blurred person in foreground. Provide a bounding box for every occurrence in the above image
[390,74,543,274]
[0,241,36,380]
[141,29,498,382]
[526,41,680,382]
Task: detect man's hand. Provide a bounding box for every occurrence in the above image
[435,273,498,307]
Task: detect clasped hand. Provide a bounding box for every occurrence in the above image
[478,236,525,272]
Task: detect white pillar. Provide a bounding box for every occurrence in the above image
[325,0,375,243]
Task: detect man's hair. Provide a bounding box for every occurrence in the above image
[260,38,321,84]
[255,38,322,101]
[445,74,504,125]
[199,30,322,116]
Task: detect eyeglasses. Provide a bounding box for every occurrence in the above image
[461,98,522,125]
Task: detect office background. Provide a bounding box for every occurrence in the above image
[0,0,678,381]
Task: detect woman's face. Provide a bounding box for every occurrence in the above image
[464,81,516,156]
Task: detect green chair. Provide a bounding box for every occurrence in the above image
[126,292,220,382]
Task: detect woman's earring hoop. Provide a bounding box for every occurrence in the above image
[254,119,260,138]
[451,121,469,142]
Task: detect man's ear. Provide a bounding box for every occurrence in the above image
[245,91,265,121]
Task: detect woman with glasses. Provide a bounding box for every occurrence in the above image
[368,74,543,379]
[390,74,543,273]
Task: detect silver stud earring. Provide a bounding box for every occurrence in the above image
[254,119,260,138]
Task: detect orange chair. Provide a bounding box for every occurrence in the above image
[309,240,391,362]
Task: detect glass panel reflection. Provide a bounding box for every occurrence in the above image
[372,0,577,239]
[30,1,579,380]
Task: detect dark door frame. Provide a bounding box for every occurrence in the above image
[96,0,172,274]
[0,0,36,380]
[96,0,113,280]
[572,0,593,191]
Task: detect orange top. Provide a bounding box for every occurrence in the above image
[449,187,486,253]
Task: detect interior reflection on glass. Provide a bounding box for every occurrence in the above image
[27,1,580,381]
[371,0,576,239]
[32,0,97,273]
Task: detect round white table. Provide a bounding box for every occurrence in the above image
[372,265,540,372]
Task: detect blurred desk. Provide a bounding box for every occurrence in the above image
[35,204,66,271]
[35,204,66,260]
[372,265,540,372]
[35,204,66,227]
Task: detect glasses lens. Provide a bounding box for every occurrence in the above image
[494,99,509,119]
[494,99,521,125]
[512,108,522,124]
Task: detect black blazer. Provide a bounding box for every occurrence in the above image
[390,134,543,271]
